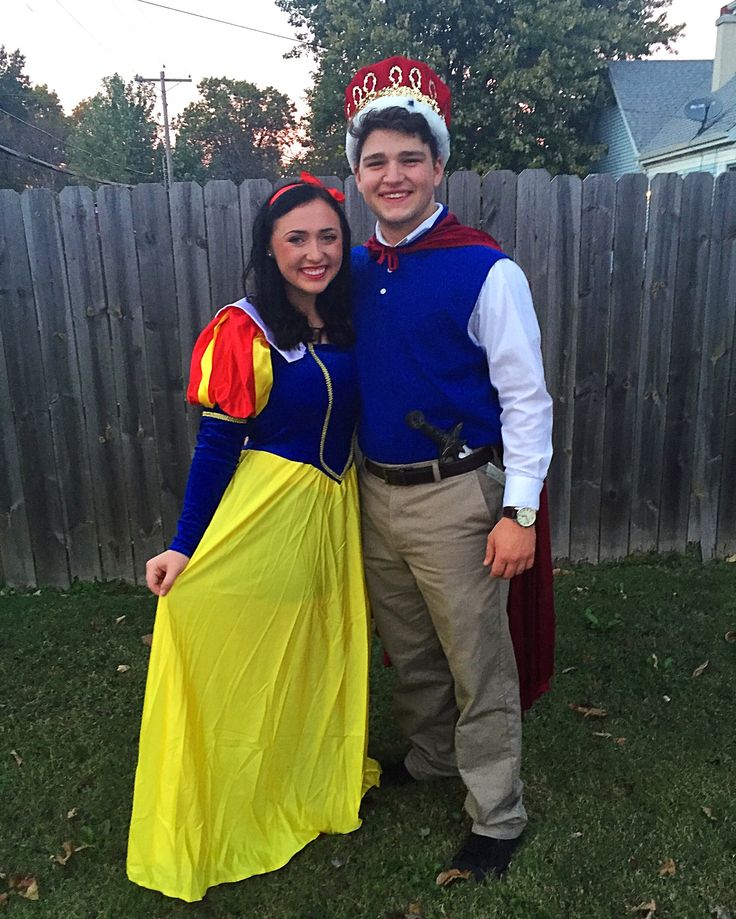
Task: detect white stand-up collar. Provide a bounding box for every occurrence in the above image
[375,202,444,248]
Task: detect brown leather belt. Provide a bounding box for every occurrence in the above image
[364,445,500,486]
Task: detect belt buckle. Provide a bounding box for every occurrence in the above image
[393,466,410,486]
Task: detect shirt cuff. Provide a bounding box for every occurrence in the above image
[503,474,544,510]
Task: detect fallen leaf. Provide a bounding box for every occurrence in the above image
[405,905,423,918]
[331,856,345,868]
[616,737,627,746]
[692,660,709,678]
[115,615,126,624]
[663,695,671,703]
[51,840,91,866]
[570,831,583,839]
[116,664,130,674]
[702,806,716,821]
[725,553,736,563]
[651,654,659,669]
[9,749,23,767]
[552,568,572,576]
[561,666,577,674]
[658,857,676,878]
[436,867,473,886]
[66,807,78,819]
[418,826,430,838]
[569,703,607,718]
[8,876,39,901]
[724,631,736,643]
[141,633,153,647]
[0,892,8,908]
[630,900,656,916]
[593,731,612,738]
[32,589,41,596]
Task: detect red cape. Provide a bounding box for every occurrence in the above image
[369,212,556,710]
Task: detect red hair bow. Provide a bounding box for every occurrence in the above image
[269,171,346,206]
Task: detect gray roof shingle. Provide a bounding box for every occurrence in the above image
[607,60,713,154]
[641,73,736,156]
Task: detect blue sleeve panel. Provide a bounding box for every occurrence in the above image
[169,412,248,557]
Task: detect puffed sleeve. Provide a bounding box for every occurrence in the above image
[187,306,273,419]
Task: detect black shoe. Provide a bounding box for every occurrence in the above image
[436,832,521,885]
[379,759,417,787]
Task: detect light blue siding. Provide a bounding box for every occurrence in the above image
[592,105,640,178]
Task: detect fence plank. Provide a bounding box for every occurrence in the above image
[658,173,713,554]
[170,182,212,451]
[690,171,736,558]
[0,190,68,585]
[205,180,244,310]
[481,170,517,255]
[240,178,274,291]
[544,175,582,560]
[58,186,134,580]
[133,183,191,545]
[344,174,375,245]
[22,189,102,581]
[569,175,616,562]
[0,310,35,585]
[717,252,736,555]
[97,185,163,576]
[515,170,552,336]
[448,170,481,228]
[630,172,682,554]
[599,173,648,560]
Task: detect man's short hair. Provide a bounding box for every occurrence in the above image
[349,106,441,165]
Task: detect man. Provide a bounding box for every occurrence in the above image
[344,56,554,885]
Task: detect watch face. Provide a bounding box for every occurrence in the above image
[516,507,536,527]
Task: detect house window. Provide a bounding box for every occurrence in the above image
[728,163,736,171]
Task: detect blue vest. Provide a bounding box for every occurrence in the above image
[352,238,509,463]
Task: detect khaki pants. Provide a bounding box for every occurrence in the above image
[360,464,527,839]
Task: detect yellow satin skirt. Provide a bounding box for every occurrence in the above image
[127,450,380,902]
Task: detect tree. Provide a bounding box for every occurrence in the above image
[67,74,161,184]
[276,0,683,176]
[0,47,69,191]
[172,78,298,183]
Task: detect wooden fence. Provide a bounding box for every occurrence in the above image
[0,170,734,587]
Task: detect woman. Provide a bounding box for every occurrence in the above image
[127,176,380,902]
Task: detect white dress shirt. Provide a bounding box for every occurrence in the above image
[374,204,553,509]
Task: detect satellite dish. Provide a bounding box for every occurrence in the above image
[684,96,724,126]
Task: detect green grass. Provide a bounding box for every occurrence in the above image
[1,555,735,918]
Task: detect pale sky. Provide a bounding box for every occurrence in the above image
[2,0,724,128]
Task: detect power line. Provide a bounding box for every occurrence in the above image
[134,0,320,48]
[0,104,61,143]
[53,0,119,58]
[0,105,156,178]
[0,141,133,187]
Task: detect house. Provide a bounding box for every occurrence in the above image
[593,1,736,178]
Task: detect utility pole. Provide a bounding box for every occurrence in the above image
[135,67,192,188]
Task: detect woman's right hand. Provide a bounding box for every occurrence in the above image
[145,550,190,597]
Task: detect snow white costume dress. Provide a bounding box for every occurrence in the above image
[127,299,379,902]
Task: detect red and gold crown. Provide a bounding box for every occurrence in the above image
[344,55,452,169]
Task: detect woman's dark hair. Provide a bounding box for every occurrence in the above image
[349,105,440,164]
[244,183,353,349]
